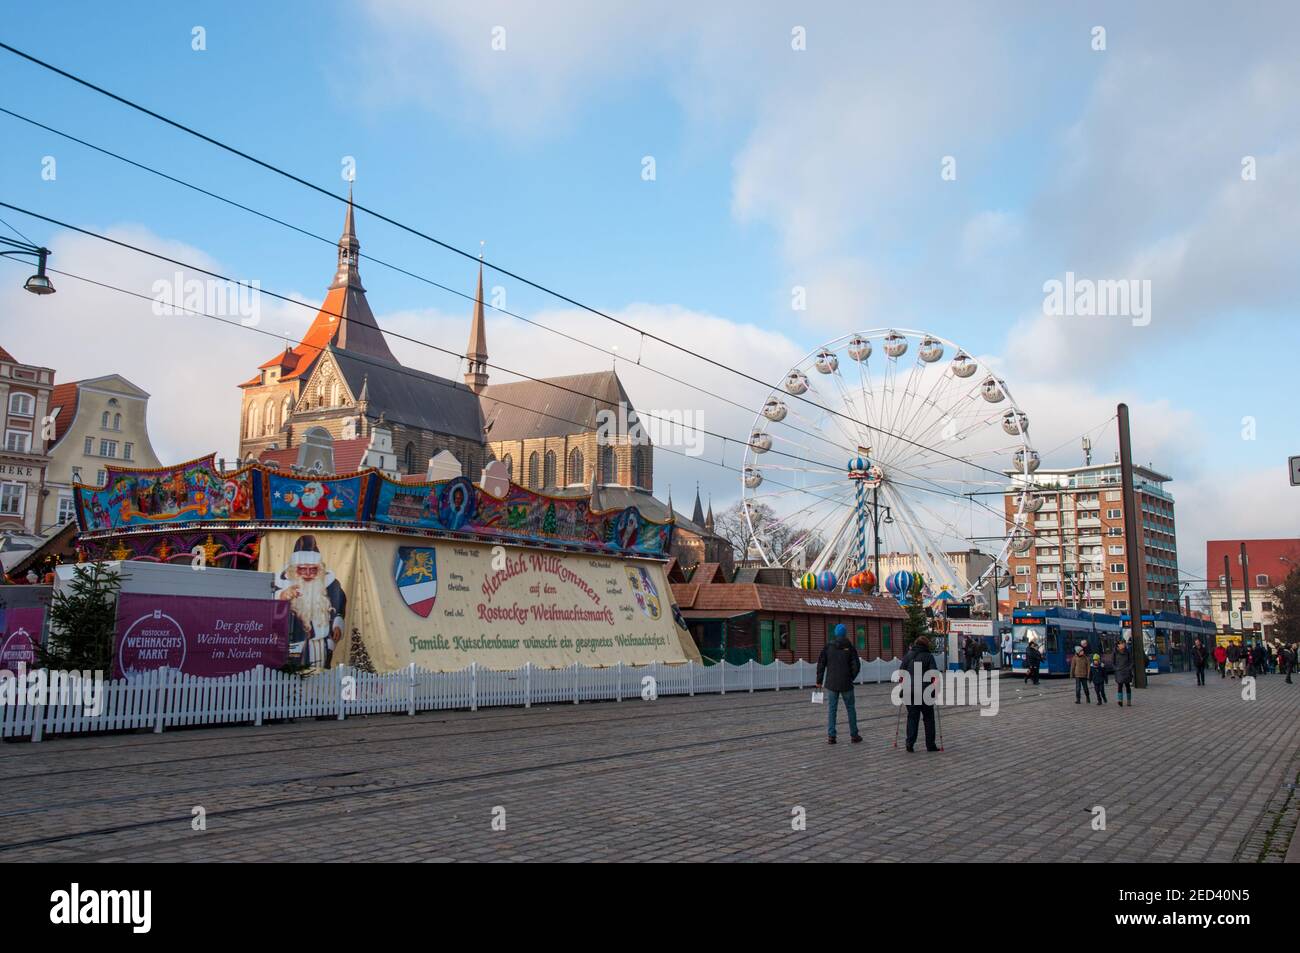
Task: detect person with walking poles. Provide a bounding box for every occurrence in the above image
[816,624,862,745]
[899,635,940,752]
[1113,638,1134,707]
[1025,636,1042,685]
[1191,638,1209,686]
[1213,642,1227,678]
[1070,644,1092,704]
[1089,653,1109,705]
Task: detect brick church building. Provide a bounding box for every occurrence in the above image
[237,195,652,492]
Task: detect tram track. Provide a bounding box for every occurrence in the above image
[0,686,1067,855]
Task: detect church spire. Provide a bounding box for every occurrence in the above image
[692,483,705,527]
[464,246,489,394]
[331,183,363,291]
[705,497,714,534]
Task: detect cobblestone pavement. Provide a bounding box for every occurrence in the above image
[2,671,1298,862]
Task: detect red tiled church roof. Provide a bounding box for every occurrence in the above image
[48,381,80,444]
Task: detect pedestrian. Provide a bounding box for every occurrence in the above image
[815,623,862,745]
[1025,636,1042,686]
[1113,639,1134,707]
[963,635,978,673]
[899,635,939,752]
[1283,643,1296,685]
[970,637,985,673]
[1089,653,1108,705]
[1191,638,1208,687]
[1070,644,1091,704]
[1213,642,1227,678]
[1001,631,1012,669]
[1226,640,1241,679]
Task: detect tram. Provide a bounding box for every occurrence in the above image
[1010,606,1122,676]
[1121,612,1218,673]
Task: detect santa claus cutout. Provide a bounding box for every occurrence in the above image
[275,535,347,668]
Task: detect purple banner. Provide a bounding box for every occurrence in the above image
[113,594,289,679]
[1,607,45,674]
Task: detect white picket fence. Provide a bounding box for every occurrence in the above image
[1,656,912,743]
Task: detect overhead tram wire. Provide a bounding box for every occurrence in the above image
[0,106,869,466]
[0,41,1015,483]
[1,255,944,526]
[0,201,866,479]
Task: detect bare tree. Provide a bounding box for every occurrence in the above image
[714,500,827,567]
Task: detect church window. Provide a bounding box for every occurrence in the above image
[404,442,417,475]
[528,452,539,488]
[567,449,583,485]
[248,402,261,438]
[600,445,616,484]
[264,398,276,435]
[632,447,647,489]
[543,451,556,488]
[283,395,293,424]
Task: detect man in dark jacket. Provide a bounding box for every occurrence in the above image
[1191,638,1208,686]
[816,624,862,745]
[899,635,939,752]
[1226,641,1242,679]
[1113,639,1134,706]
[1025,637,1042,685]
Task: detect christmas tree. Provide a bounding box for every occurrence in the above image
[37,562,122,672]
[543,502,557,535]
[902,572,930,649]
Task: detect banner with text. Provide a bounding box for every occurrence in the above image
[113,593,290,679]
[257,530,698,671]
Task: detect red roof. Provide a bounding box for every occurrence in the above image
[0,346,16,364]
[672,582,907,619]
[1206,539,1300,590]
[257,436,371,474]
[48,381,80,445]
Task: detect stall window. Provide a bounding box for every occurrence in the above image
[855,624,866,652]
[776,620,791,651]
[882,623,892,653]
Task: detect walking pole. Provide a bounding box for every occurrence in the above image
[892,701,903,749]
[934,702,945,752]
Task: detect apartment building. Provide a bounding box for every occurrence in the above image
[1003,461,1180,614]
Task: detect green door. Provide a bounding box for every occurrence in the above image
[759,620,775,664]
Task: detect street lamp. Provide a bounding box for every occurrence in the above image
[0,237,56,295]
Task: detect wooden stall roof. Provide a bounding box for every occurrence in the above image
[672,582,907,619]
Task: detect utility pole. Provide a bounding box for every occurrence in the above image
[1117,404,1148,688]
[1240,542,1252,641]
[1224,553,1235,640]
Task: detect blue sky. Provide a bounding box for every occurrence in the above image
[2,1,1298,584]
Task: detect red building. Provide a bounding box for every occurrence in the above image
[672,565,908,664]
[1206,538,1300,640]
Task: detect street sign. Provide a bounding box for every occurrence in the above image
[1291,455,1300,486]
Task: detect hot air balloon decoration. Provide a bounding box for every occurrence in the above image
[799,571,817,590]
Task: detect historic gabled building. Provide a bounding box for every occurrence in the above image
[237,195,652,492]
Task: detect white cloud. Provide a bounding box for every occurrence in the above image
[0,226,314,464]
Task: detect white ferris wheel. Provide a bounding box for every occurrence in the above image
[740,328,1039,605]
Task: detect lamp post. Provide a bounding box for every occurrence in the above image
[0,237,56,294]
[869,484,892,594]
